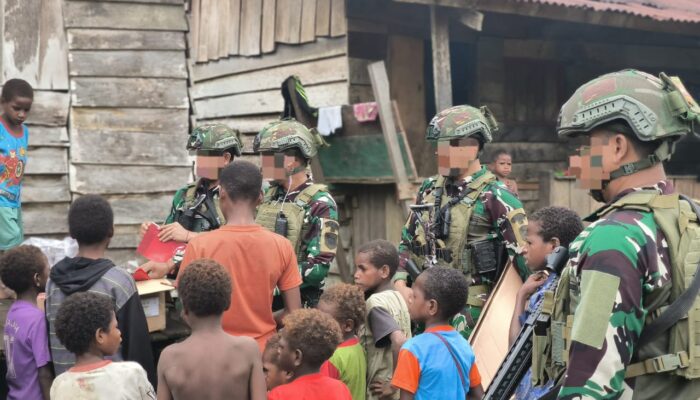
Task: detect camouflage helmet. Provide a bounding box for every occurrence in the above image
[187,124,242,156]
[253,119,325,159]
[426,105,499,144]
[557,69,700,162]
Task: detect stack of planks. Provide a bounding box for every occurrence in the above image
[64,0,191,264]
[191,0,346,62]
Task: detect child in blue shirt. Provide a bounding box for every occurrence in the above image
[391,267,483,400]
[509,206,583,400]
[0,79,33,250]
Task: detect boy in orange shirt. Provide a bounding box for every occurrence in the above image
[178,160,302,350]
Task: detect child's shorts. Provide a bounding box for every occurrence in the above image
[0,207,23,250]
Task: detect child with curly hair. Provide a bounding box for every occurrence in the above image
[269,309,351,399]
[262,333,293,391]
[157,259,266,400]
[50,292,155,399]
[318,283,367,399]
[0,245,52,400]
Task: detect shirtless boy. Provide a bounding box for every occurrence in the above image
[157,259,266,400]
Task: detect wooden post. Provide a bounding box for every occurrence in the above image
[430,5,452,112]
[368,61,413,217]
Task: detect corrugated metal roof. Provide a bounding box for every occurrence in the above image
[519,0,700,23]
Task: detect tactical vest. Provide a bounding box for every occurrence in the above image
[533,191,700,387]
[412,171,496,275]
[173,182,224,233]
[359,290,412,400]
[256,183,326,260]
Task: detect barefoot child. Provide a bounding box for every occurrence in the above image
[510,206,583,400]
[392,267,483,399]
[50,292,155,399]
[354,240,411,400]
[318,283,367,400]
[0,245,52,400]
[157,259,266,399]
[269,309,351,399]
[490,149,519,196]
[262,333,293,391]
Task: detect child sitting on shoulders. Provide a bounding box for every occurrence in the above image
[490,149,519,197]
[510,206,583,400]
[318,283,367,400]
[262,333,292,391]
[391,267,483,399]
[157,259,266,400]
[0,245,52,400]
[50,292,155,399]
[269,309,351,400]
[354,240,411,400]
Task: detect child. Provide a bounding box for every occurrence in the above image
[45,195,155,384]
[354,240,411,400]
[0,245,52,400]
[50,292,155,399]
[318,283,367,400]
[391,267,483,399]
[490,149,519,196]
[157,259,266,400]
[269,309,351,399]
[510,206,583,400]
[178,160,302,351]
[0,79,33,250]
[262,333,293,391]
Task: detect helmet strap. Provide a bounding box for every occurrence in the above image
[287,165,307,176]
[607,140,673,180]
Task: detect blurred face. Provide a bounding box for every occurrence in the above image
[261,152,302,184]
[407,274,434,323]
[492,154,512,178]
[437,138,479,177]
[522,221,555,273]
[96,312,122,356]
[1,96,32,126]
[568,132,616,190]
[262,349,291,390]
[195,154,228,180]
[353,252,387,293]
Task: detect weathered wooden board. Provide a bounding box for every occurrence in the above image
[3,0,41,85]
[25,91,70,127]
[208,114,279,134]
[70,108,189,135]
[110,224,142,250]
[70,164,191,194]
[196,0,210,61]
[105,193,174,225]
[69,50,187,78]
[206,0,220,59]
[68,29,186,50]
[430,6,452,111]
[25,147,68,175]
[93,0,183,3]
[193,36,346,81]
[196,81,348,119]
[64,1,187,31]
[483,142,570,163]
[315,0,331,36]
[261,0,276,53]
[240,0,263,56]
[218,0,231,58]
[22,175,70,203]
[349,57,372,85]
[193,55,347,99]
[27,126,69,147]
[23,202,70,235]
[300,0,317,43]
[275,0,303,44]
[38,0,69,90]
[190,0,200,59]
[330,0,346,37]
[229,0,242,55]
[71,130,190,166]
[71,78,189,108]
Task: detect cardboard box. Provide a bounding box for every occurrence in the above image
[136,279,175,333]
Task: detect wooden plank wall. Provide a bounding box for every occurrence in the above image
[191,0,346,62]
[0,0,71,238]
[64,0,190,265]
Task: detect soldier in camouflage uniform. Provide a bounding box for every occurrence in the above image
[139,124,242,278]
[395,105,529,339]
[535,70,700,399]
[253,119,340,308]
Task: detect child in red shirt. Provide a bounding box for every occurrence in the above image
[268,309,351,400]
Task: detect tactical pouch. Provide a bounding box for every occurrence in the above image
[177,210,196,231]
[469,240,499,275]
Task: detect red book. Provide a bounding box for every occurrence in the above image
[137,224,186,263]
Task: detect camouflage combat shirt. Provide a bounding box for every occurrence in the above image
[557,181,700,399]
[264,179,338,291]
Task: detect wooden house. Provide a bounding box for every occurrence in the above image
[189,0,700,271]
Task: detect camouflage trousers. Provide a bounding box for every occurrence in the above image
[450,305,483,340]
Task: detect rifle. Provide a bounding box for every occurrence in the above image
[483,246,569,400]
[409,203,439,272]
